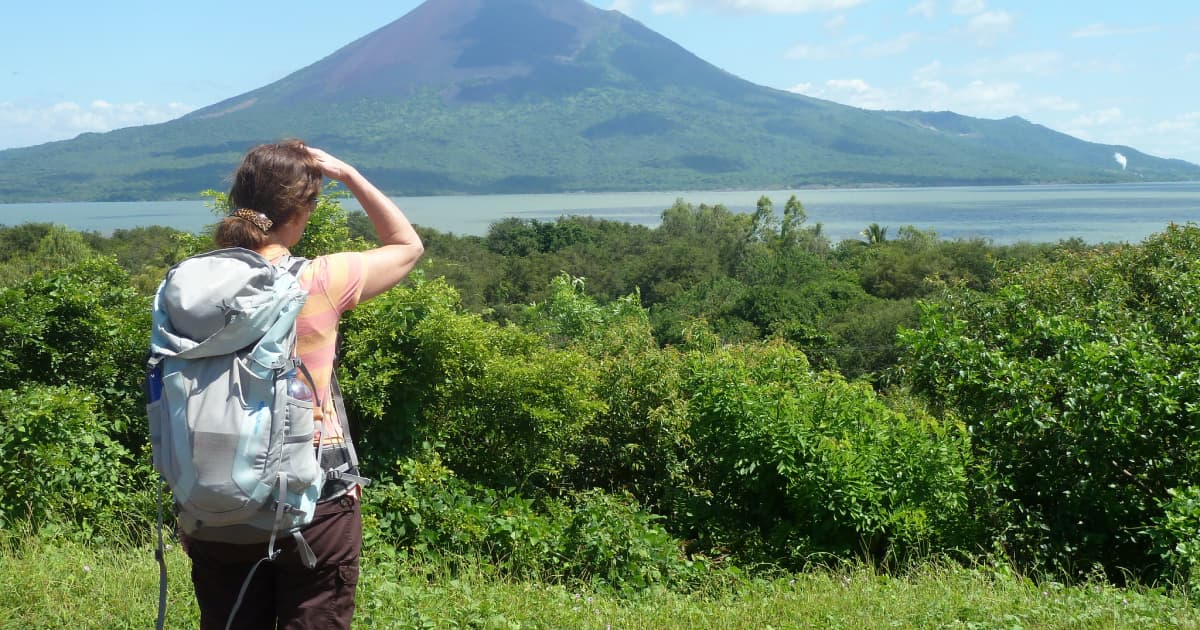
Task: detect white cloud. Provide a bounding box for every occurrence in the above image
[863,32,921,57]
[966,10,1014,45]
[1070,107,1124,128]
[786,33,920,62]
[951,0,986,15]
[631,0,867,14]
[0,100,193,151]
[914,60,944,80]
[950,80,1022,111]
[651,0,689,14]
[805,78,895,109]
[1151,114,1200,133]
[826,78,873,92]
[814,72,1041,117]
[785,42,839,60]
[907,0,937,19]
[964,51,1065,77]
[1033,95,1079,113]
[608,0,637,14]
[792,51,1199,165]
[787,82,814,93]
[824,14,846,32]
[1063,111,1200,164]
[1071,23,1159,38]
[714,0,866,11]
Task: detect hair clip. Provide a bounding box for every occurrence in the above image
[230,208,273,233]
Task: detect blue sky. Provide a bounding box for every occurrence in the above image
[2,0,1198,165]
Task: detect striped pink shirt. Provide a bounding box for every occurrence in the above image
[264,245,367,448]
[296,252,366,445]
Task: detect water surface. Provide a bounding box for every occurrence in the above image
[2,182,1198,245]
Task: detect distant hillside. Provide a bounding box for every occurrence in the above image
[1,0,1197,203]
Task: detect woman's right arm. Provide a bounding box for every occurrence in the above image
[307,147,425,302]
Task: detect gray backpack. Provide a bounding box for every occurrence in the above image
[146,248,367,629]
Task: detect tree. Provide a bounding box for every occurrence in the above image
[861,223,888,245]
[780,195,807,248]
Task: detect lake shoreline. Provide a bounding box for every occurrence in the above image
[3,181,1199,245]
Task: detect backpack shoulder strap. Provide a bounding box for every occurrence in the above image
[330,372,363,471]
[284,255,309,278]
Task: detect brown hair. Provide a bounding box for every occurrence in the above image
[214,139,323,249]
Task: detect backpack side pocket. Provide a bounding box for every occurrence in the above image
[281,395,322,496]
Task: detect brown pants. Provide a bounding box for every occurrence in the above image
[186,495,362,630]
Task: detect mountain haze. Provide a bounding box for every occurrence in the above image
[2,0,1197,202]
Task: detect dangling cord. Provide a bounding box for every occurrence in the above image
[225,474,287,630]
[154,479,168,630]
[224,557,270,630]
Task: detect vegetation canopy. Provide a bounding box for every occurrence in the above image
[2,190,1200,616]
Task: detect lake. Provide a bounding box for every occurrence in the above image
[2,181,1199,244]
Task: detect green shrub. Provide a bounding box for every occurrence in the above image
[901,225,1200,579]
[559,490,699,591]
[1149,486,1200,595]
[0,257,149,449]
[344,275,609,492]
[362,448,694,590]
[347,272,973,572]
[0,384,134,535]
[682,341,973,568]
[363,449,497,555]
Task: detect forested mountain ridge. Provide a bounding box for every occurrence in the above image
[1,0,1197,203]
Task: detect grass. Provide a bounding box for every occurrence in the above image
[2,528,1198,630]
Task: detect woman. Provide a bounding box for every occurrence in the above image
[185,139,424,629]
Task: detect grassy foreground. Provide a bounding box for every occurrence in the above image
[1,534,1197,629]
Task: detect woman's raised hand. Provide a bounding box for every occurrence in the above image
[305,146,358,183]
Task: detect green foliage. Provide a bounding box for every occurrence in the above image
[6,202,1199,593]
[363,448,509,557]
[341,275,605,491]
[900,224,1200,579]
[343,264,976,569]
[0,224,99,288]
[558,490,697,591]
[523,276,691,509]
[362,447,694,590]
[682,341,973,567]
[858,228,995,299]
[294,184,371,257]
[486,217,596,257]
[0,384,134,534]
[0,257,150,445]
[1149,486,1200,595]
[81,225,188,294]
[421,197,966,382]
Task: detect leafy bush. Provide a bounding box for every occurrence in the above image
[345,270,973,570]
[901,224,1200,579]
[1149,486,1200,595]
[0,384,135,535]
[682,340,973,568]
[342,275,605,490]
[559,489,698,591]
[0,257,149,449]
[362,448,694,590]
[519,276,693,509]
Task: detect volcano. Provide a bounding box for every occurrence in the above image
[2,0,1196,202]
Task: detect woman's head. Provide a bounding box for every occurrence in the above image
[215,139,323,249]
